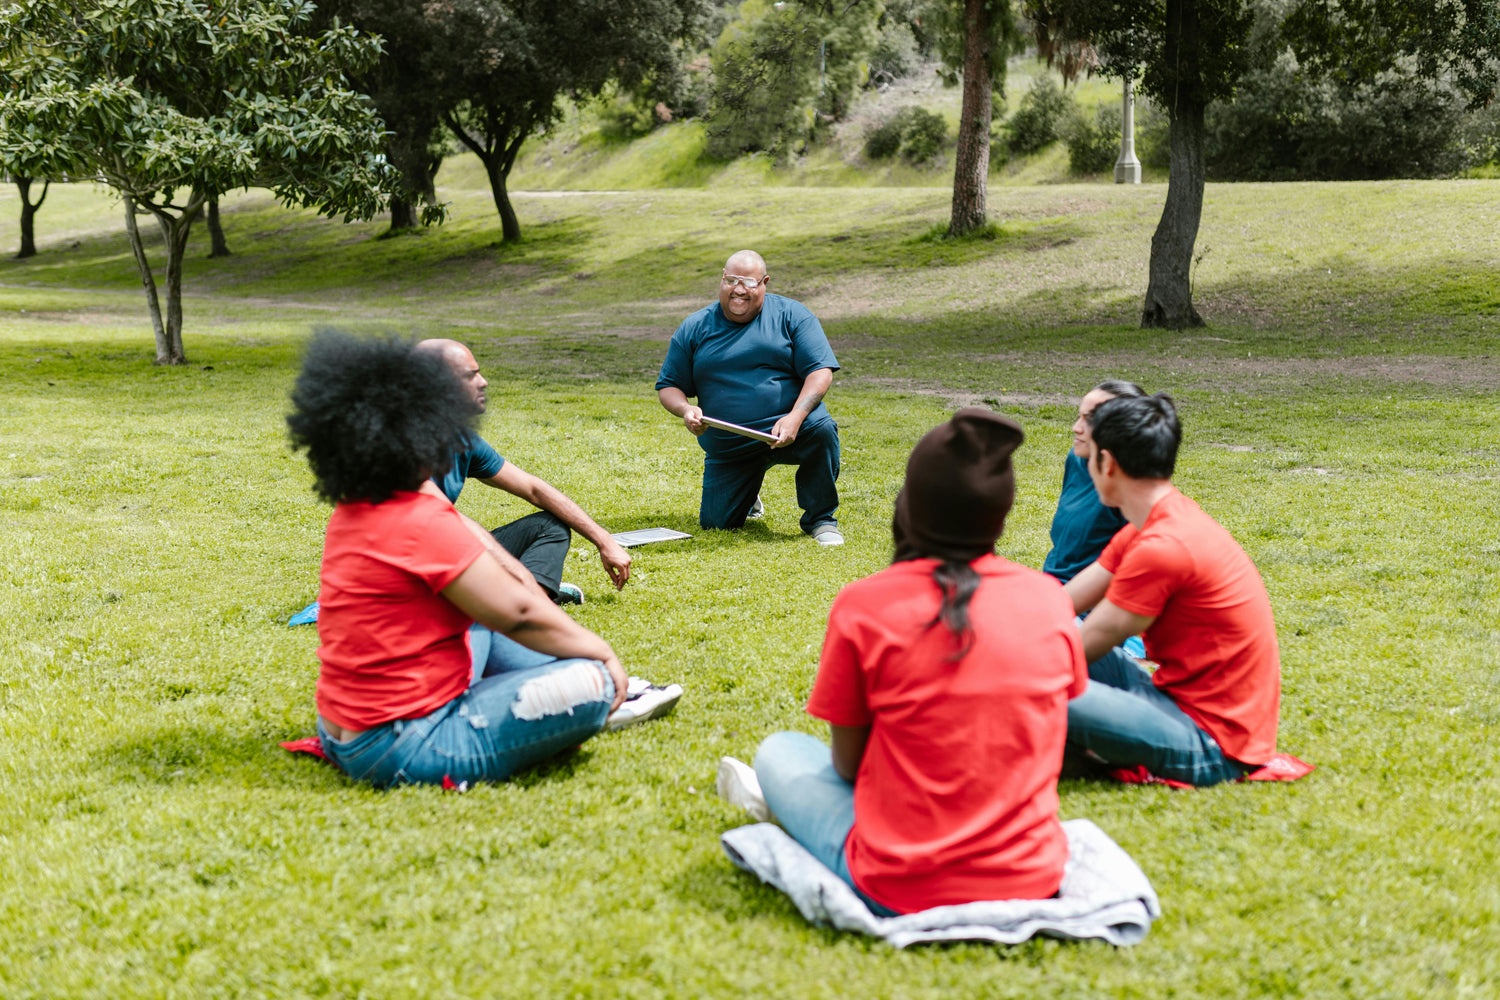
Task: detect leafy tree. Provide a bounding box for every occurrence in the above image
[1285,1,1500,108]
[429,0,703,242]
[311,0,453,233]
[0,0,393,364]
[708,0,882,160]
[1027,0,1256,327]
[1004,75,1074,154]
[930,0,1024,236]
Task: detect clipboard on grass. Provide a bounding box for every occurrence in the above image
[611,527,693,547]
[701,414,780,445]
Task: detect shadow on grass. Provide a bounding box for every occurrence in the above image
[92,719,602,792]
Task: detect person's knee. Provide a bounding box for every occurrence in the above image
[510,660,611,721]
[534,511,571,543]
[753,731,827,789]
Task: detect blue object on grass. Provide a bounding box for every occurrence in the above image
[289,601,320,626]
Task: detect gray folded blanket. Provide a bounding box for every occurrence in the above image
[720,818,1160,948]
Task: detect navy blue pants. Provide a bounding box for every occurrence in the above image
[700,419,840,534]
[491,510,570,598]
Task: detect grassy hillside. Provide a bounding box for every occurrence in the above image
[500,59,1142,192]
[0,175,1496,998]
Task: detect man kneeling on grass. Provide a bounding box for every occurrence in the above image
[287,331,678,788]
[1064,393,1281,787]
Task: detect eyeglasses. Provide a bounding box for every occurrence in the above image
[721,273,766,290]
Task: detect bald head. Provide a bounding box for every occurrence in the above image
[724,249,766,275]
[416,337,487,412]
[719,250,770,324]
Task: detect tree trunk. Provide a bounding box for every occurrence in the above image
[152,196,206,365]
[15,177,46,259]
[122,196,173,363]
[488,160,521,243]
[387,195,420,232]
[1142,0,1208,329]
[948,0,993,237]
[206,196,231,257]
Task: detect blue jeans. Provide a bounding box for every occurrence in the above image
[317,626,613,788]
[1066,647,1249,787]
[701,418,840,534]
[753,731,898,917]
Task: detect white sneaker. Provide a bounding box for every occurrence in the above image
[605,679,683,731]
[812,525,844,546]
[716,756,774,822]
[747,495,765,519]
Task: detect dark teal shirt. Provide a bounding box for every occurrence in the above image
[1042,451,1127,583]
[433,432,504,504]
[656,294,839,459]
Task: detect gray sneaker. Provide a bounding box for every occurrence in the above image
[811,525,844,546]
[747,495,765,519]
[605,678,683,731]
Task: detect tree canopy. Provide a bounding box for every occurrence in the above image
[0,0,395,363]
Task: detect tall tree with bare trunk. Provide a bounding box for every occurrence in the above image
[1027,0,1253,329]
[933,0,1022,236]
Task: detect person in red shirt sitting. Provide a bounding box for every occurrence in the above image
[286,331,635,788]
[717,410,1087,915]
[1064,393,1281,786]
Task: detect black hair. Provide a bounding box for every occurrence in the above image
[894,546,983,659]
[1093,379,1146,399]
[1088,392,1180,480]
[286,329,475,504]
[931,560,981,659]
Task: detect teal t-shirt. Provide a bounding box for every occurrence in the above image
[1042,451,1127,583]
[433,431,504,503]
[655,294,839,458]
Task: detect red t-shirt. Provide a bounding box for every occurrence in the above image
[315,490,485,731]
[807,554,1087,914]
[1098,487,1281,764]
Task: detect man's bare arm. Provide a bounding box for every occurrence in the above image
[1079,599,1155,664]
[481,462,631,590]
[658,386,705,435]
[1064,561,1113,615]
[770,367,834,449]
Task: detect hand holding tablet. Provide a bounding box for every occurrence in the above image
[699,414,781,445]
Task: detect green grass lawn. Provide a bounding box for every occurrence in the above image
[0,172,1496,998]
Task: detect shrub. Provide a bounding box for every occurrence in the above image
[864,117,905,159]
[899,107,948,163]
[864,106,949,164]
[1064,104,1122,175]
[1004,76,1072,155]
[868,22,920,87]
[1204,53,1481,180]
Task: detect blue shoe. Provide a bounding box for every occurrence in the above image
[555,582,584,605]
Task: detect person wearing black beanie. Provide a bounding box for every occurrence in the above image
[717,409,1089,914]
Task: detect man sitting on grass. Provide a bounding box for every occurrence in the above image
[416,338,632,604]
[1064,393,1282,786]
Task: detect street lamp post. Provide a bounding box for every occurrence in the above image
[1115,76,1142,184]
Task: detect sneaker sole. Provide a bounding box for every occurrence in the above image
[715,756,774,822]
[605,684,683,732]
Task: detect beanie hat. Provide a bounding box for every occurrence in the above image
[892,408,1025,563]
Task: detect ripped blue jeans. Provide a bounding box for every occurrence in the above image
[316,626,614,788]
